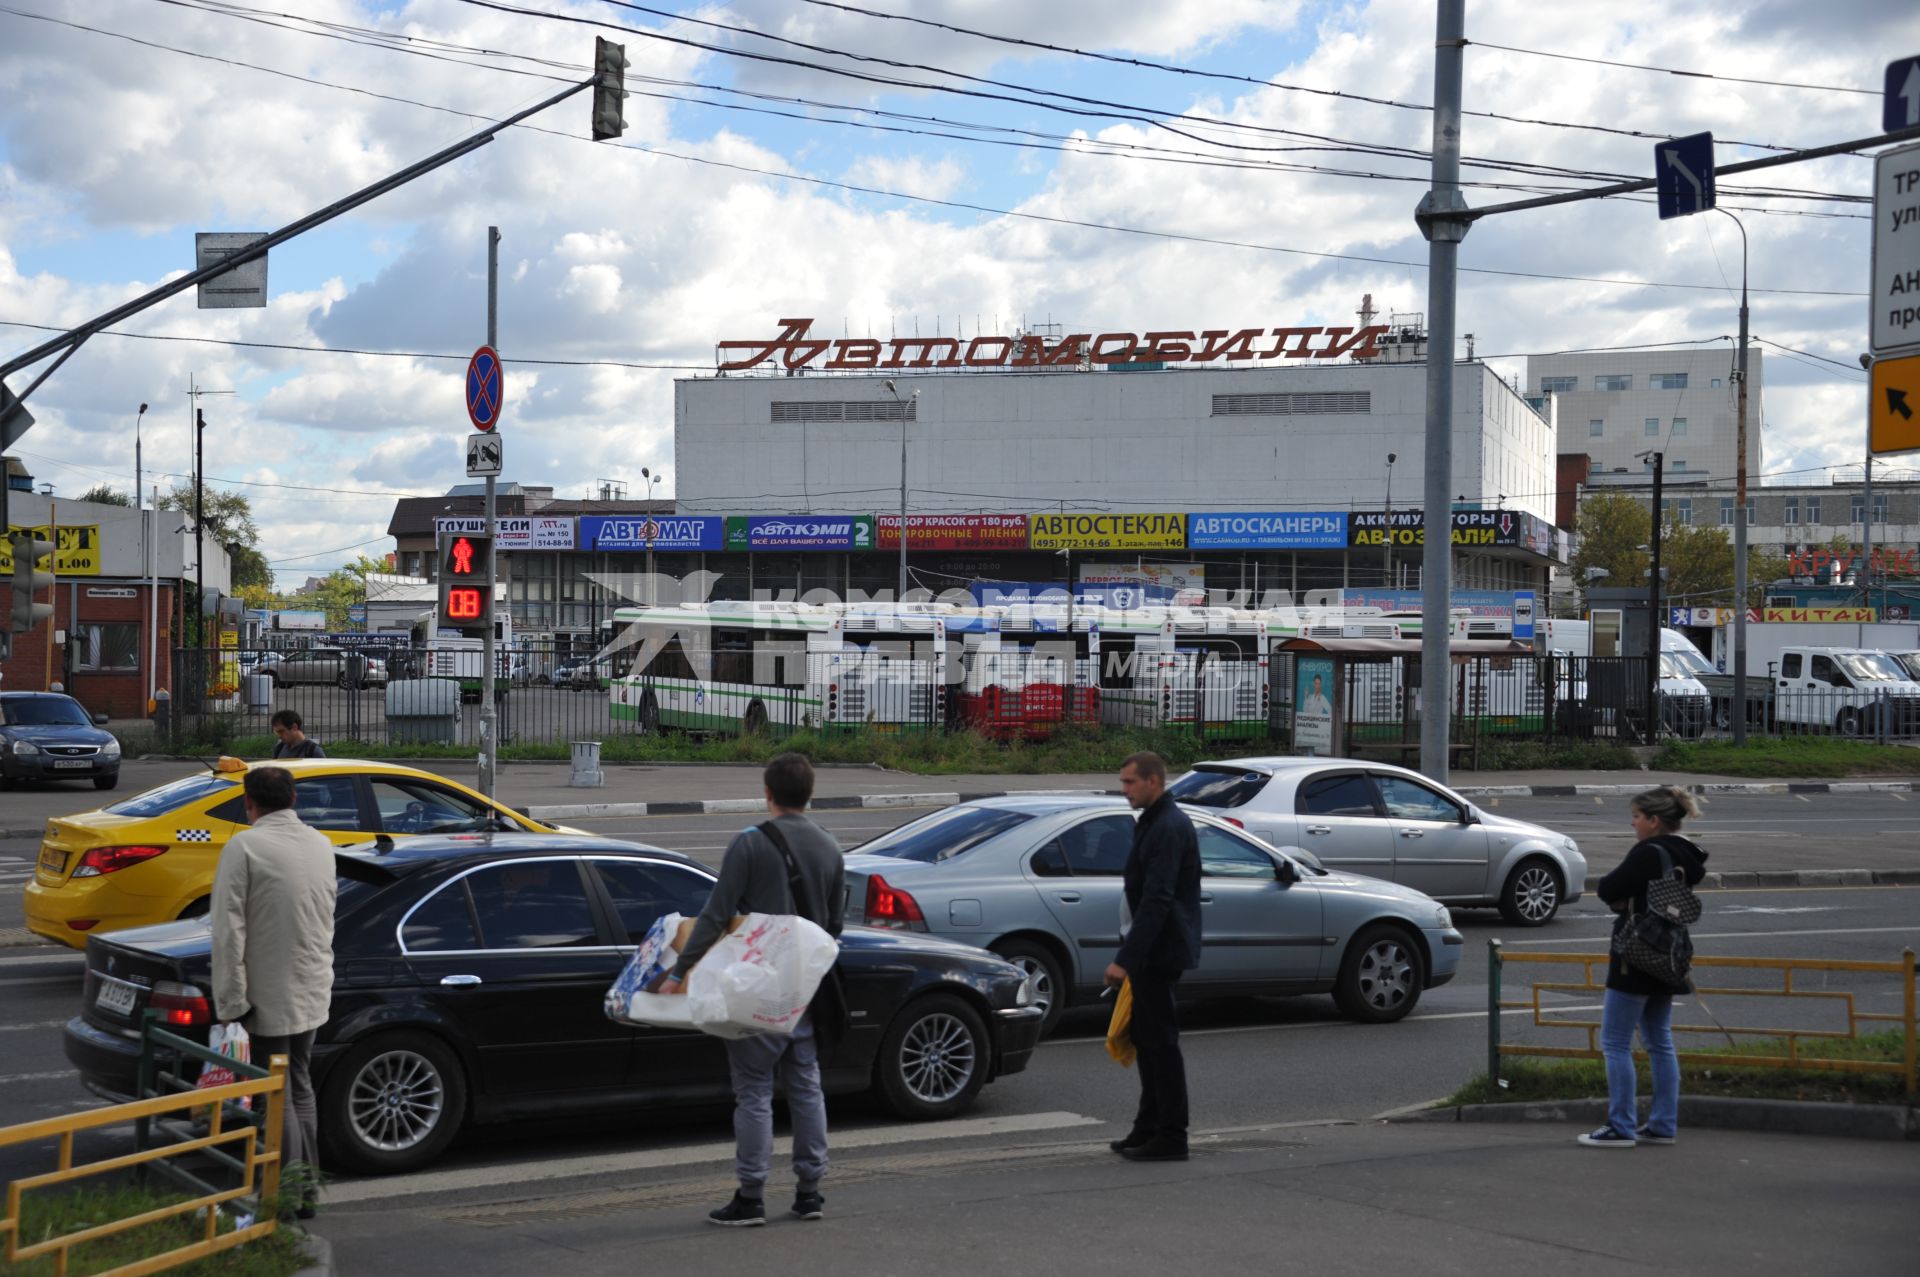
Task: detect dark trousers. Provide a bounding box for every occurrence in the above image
[1128,974,1188,1144]
[251,1030,319,1202]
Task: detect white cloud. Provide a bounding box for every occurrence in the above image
[842,154,966,201]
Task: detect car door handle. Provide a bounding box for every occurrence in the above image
[439,974,482,987]
[1399,830,1425,839]
[1055,893,1082,904]
[1304,825,1332,835]
[1199,894,1213,904]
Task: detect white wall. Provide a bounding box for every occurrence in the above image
[1528,347,1762,485]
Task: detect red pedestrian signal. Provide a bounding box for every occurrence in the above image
[437,531,493,631]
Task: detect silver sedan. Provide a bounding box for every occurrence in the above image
[843,795,1464,1035]
[1167,757,1587,927]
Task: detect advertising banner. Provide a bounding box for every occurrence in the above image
[0,524,102,576]
[579,515,724,553]
[875,513,1029,551]
[1028,512,1186,551]
[1187,511,1347,550]
[1077,562,1205,607]
[1347,509,1551,553]
[434,516,576,550]
[1294,656,1335,756]
[1744,607,1878,623]
[726,515,876,552]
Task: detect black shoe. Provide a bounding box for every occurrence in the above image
[1109,1131,1151,1154]
[791,1192,825,1221]
[1118,1139,1189,1162]
[294,1206,317,1222]
[708,1193,767,1227]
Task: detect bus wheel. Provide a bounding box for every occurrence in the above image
[744,701,769,735]
[640,691,660,735]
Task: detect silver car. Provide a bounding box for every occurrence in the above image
[1167,757,1587,927]
[844,795,1464,1034]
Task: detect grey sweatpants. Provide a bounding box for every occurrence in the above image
[251,1030,319,1203]
[723,1014,827,1199]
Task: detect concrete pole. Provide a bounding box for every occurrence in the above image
[1416,0,1470,783]
[1727,213,1750,744]
[1646,451,1664,746]
[480,226,500,798]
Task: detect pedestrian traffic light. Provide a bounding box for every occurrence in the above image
[437,531,492,631]
[591,37,628,141]
[9,533,54,633]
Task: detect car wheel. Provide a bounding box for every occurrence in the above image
[321,1031,467,1175]
[93,773,119,791]
[178,896,209,919]
[744,700,769,735]
[1499,858,1563,927]
[874,994,988,1120]
[1332,924,1425,1024]
[989,939,1065,1037]
[1835,707,1862,737]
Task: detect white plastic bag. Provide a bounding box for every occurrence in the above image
[604,912,687,1026]
[197,1021,253,1110]
[684,912,839,1040]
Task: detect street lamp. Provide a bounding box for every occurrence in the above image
[1859,354,1876,614]
[133,403,148,511]
[1715,208,1751,745]
[884,380,918,600]
[1382,452,1397,586]
[642,466,663,606]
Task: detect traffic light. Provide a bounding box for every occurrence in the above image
[591,37,628,141]
[9,533,53,633]
[437,531,492,631]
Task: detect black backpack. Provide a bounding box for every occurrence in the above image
[1613,844,1702,989]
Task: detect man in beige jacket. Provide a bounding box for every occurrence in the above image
[212,766,336,1214]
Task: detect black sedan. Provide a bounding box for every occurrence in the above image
[0,691,120,790]
[63,834,1044,1175]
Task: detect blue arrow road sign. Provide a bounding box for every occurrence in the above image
[1655,132,1715,220]
[466,346,502,431]
[1889,56,1920,133]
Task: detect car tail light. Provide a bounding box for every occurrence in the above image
[72,845,168,877]
[864,875,928,931]
[150,981,213,1027]
[1221,817,1246,830]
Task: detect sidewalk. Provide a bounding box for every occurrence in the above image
[311,1119,1920,1275]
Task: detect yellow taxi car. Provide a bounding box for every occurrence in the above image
[24,757,577,948]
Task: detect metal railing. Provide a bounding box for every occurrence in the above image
[1486,941,1918,1096]
[0,1020,286,1275]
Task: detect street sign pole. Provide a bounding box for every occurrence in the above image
[481,227,501,800]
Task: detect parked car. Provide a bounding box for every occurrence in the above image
[1167,757,1586,927]
[0,692,121,792]
[24,758,582,947]
[843,795,1464,1035]
[63,835,1045,1173]
[555,657,612,690]
[262,647,385,689]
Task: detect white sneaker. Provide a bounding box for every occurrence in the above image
[1576,1127,1637,1148]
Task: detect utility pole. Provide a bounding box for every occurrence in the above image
[1725,213,1751,745]
[1383,452,1397,586]
[1645,451,1664,747]
[194,408,205,654]
[1414,0,1469,784]
[479,226,500,800]
[1862,424,1875,613]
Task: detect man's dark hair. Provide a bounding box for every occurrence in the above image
[1121,751,1167,783]
[270,709,303,731]
[764,752,815,810]
[244,766,297,813]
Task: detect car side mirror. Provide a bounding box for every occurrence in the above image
[92,713,110,726]
[1461,806,1478,825]
[1275,859,1300,885]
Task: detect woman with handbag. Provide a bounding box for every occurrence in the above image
[1580,785,1707,1149]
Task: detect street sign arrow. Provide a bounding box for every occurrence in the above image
[1890,387,1913,421]
[1654,132,1716,220]
[1886,56,1920,133]
[1870,351,1920,455]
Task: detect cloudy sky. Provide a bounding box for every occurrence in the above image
[0,0,1910,583]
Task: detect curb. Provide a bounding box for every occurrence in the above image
[290,1229,332,1277]
[2,828,41,839]
[523,788,1111,821]
[1453,781,1916,798]
[1398,1096,1920,1141]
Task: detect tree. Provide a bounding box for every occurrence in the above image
[78,484,132,507]
[1572,490,1787,610]
[158,483,261,549]
[295,555,390,630]
[229,544,273,593]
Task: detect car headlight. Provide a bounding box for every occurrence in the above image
[1560,836,1579,855]
[1434,905,1452,929]
[11,739,38,757]
[102,739,121,759]
[1015,972,1037,1007]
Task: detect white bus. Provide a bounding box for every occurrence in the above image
[406,610,514,702]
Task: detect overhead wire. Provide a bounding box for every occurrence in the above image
[1466,40,1880,97]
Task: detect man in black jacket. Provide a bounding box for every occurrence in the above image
[1105,751,1202,1162]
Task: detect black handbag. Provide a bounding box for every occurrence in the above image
[1613,845,1701,989]
[757,820,853,1054]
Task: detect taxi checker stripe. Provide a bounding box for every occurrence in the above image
[175,830,213,842]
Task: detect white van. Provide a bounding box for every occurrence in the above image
[1534,619,1712,737]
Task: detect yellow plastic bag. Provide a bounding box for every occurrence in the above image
[1105,979,1136,1068]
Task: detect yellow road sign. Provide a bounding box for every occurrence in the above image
[1871,351,1920,455]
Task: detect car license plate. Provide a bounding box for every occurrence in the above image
[94,977,139,1016]
[52,759,91,769]
[38,848,66,873]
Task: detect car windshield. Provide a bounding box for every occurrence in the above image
[102,774,239,817]
[2,697,91,727]
[1664,645,1714,677]
[1658,654,1700,681]
[1838,653,1905,682]
[1167,766,1270,809]
[855,806,1035,863]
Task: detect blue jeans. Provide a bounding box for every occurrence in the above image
[1601,988,1679,1138]
[723,1015,827,1198]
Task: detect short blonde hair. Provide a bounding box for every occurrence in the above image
[1631,785,1700,831]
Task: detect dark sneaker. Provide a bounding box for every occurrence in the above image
[791,1192,825,1221]
[1635,1127,1677,1145]
[708,1193,767,1227]
[1576,1127,1637,1148]
[1109,1131,1151,1154]
[1118,1139,1189,1162]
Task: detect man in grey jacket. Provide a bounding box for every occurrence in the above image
[211,766,336,1217]
[659,752,845,1228]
